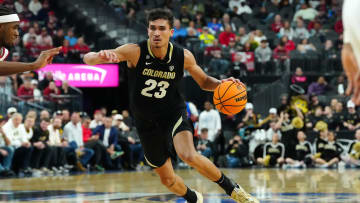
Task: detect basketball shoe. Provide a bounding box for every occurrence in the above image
[230,184,259,203]
[185,190,203,203]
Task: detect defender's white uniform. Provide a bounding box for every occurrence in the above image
[343,0,360,68]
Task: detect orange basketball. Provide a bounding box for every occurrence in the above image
[213,81,247,115]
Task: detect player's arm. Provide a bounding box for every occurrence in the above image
[0,47,61,76]
[184,49,239,91]
[83,43,139,66]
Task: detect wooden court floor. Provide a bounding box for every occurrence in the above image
[1,168,360,202]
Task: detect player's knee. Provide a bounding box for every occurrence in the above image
[178,151,197,164]
[160,176,176,188]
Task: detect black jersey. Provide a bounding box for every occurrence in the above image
[128,40,186,120]
[314,137,327,154]
[320,141,343,161]
[295,141,312,161]
[263,142,285,159]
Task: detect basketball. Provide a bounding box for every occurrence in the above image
[213,81,247,115]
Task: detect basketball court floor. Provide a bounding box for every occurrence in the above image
[0,168,360,202]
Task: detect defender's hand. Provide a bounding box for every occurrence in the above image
[98,50,120,63]
[33,47,62,69]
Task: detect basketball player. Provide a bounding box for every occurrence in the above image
[342,0,360,104]
[84,8,258,203]
[0,6,61,75]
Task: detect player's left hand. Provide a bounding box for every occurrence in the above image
[221,77,241,85]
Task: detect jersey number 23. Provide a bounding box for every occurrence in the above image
[141,79,169,99]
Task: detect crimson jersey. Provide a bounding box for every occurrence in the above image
[0,47,9,61]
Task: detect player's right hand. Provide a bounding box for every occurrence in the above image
[98,50,120,63]
[33,47,62,69]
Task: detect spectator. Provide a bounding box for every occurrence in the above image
[31,79,43,102]
[63,112,94,170]
[62,109,71,125]
[237,26,249,45]
[122,110,134,129]
[294,19,310,40]
[24,36,39,61]
[179,6,192,27]
[90,110,103,130]
[254,6,273,24]
[22,27,38,46]
[279,20,295,40]
[64,29,77,47]
[4,113,33,174]
[53,29,65,47]
[284,131,312,168]
[194,12,206,29]
[82,116,92,143]
[297,38,316,54]
[28,0,42,16]
[206,39,230,75]
[43,81,60,102]
[308,95,325,114]
[219,24,236,46]
[198,27,215,46]
[254,39,272,74]
[345,129,360,167]
[257,133,285,167]
[36,0,51,22]
[0,121,15,177]
[39,72,53,90]
[323,106,338,131]
[17,79,34,101]
[172,19,187,45]
[253,30,267,45]
[315,131,343,168]
[273,41,290,73]
[220,13,236,32]
[47,117,68,173]
[271,14,283,33]
[207,17,222,34]
[293,3,318,22]
[334,16,343,35]
[30,118,54,173]
[233,0,252,16]
[114,114,141,169]
[196,128,213,158]
[39,109,50,121]
[305,106,325,131]
[281,35,296,52]
[187,0,205,16]
[291,67,307,91]
[92,117,123,169]
[224,135,249,168]
[323,40,340,72]
[222,38,241,61]
[6,107,17,120]
[237,103,258,138]
[14,0,26,13]
[36,27,53,51]
[198,101,221,142]
[265,119,282,141]
[343,100,360,131]
[307,76,329,96]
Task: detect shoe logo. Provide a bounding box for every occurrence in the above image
[169,65,174,71]
[146,62,152,65]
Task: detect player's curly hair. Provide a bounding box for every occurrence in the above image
[0,6,16,16]
[147,8,174,28]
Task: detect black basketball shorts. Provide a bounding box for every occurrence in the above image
[135,111,193,168]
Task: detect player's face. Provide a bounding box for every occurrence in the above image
[148,19,174,48]
[0,22,20,47]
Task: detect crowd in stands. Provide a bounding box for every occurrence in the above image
[106,0,345,77]
[0,106,146,177]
